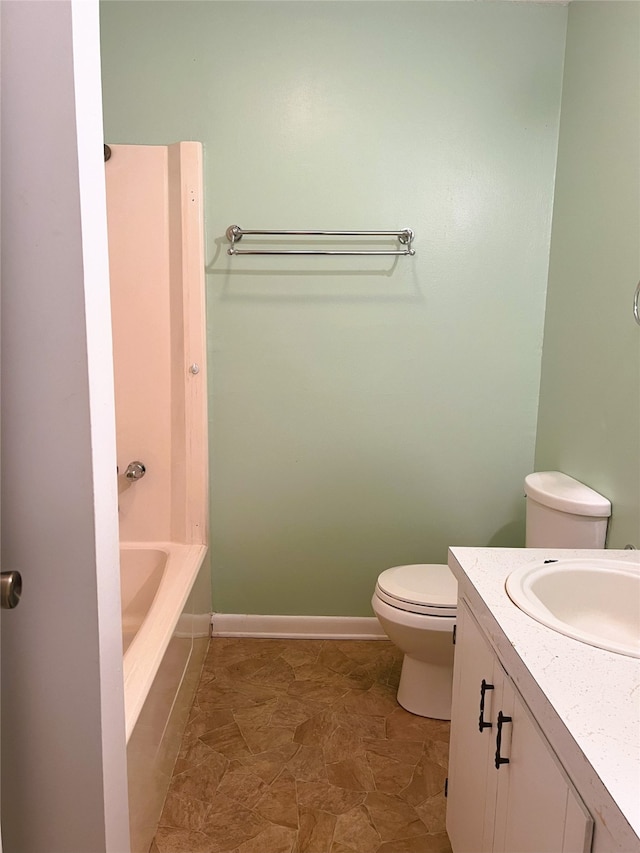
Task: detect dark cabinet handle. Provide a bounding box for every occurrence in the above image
[495,711,512,769]
[478,679,494,732]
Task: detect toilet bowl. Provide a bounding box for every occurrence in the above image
[371,563,457,720]
[373,471,612,720]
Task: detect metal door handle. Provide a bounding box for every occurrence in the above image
[478,679,494,731]
[1,571,22,609]
[633,280,640,326]
[495,710,512,769]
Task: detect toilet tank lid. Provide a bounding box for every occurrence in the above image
[525,472,611,517]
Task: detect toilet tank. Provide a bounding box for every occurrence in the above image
[524,471,611,548]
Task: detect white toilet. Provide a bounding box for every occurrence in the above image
[371,471,612,720]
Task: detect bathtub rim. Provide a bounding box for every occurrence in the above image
[121,541,207,742]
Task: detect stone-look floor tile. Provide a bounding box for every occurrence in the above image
[287,680,352,706]
[341,688,398,718]
[414,793,448,834]
[331,709,387,740]
[363,737,424,764]
[294,708,337,748]
[333,804,381,853]
[239,720,297,754]
[280,640,323,668]
[192,684,251,711]
[386,707,450,742]
[323,725,366,764]
[251,656,297,688]
[287,744,328,782]
[317,644,359,675]
[254,769,299,829]
[199,721,252,759]
[169,753,228,802]
[295,808,337,853]
[376,832,453,853]
[235,744,300,784]
[154,827,215,853]
[235,823,297,853]
[325,756,375,792]
[339,668,376,691]
[183,709,235,742]
[216,767,269,808]
[422,738,450,769]
[268,696,318,727]
[174,734,220,774]
[364,791,427,842]
[233,698,279,724]
[333,640,394,664]
[366,752,417,794]
[154,638,452,853]
[224,681,281,706]
[400,754,447,806]
[199,792,268,850]
[159,792,210,832]
[297,780,366,816]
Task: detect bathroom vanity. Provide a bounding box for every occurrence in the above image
[446,547,640,853]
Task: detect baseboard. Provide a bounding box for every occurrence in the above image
[210,613,386,640]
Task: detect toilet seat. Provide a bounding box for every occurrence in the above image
[375,564,457,617]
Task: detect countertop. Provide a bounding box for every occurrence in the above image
[448,547,640,852]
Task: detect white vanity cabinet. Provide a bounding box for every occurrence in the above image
[446,599,593,853]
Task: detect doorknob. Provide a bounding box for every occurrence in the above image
[1,571,22,609]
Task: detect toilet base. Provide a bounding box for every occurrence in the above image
[396,654,453,720]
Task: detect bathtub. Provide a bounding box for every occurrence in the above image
[121,542,208,741]
[122,542,209,852]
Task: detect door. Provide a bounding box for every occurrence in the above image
[0,2,130,850]
[447,599,593,853]
[446,601,501,853]
[493,683,593,853]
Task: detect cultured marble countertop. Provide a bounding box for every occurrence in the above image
[448,547,640,852]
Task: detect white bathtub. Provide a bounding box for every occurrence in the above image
[121,542,209,852]
[121,542,208,742]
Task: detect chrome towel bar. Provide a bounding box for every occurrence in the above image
[225,225,415,256]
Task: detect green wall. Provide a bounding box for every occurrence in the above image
[535,2,640,549]
[100,1,567,615]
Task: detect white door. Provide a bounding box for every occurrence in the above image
[0,2,130,850]
[446,601,500,853]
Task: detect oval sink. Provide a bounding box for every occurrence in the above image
[506,558,640,658]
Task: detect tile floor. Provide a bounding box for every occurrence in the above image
[152,638,453,853]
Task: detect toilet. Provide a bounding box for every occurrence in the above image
[371,471,612,720]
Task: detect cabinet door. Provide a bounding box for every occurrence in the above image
[493,683,593,853]
[447,599,593,853]
[446,601,501,853]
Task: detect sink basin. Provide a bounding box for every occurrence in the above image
[506,558,640,658]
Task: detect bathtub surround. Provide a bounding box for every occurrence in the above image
[105,142,211,852]
[100,1,568,617]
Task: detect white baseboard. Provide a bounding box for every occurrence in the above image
[210,613,386,640]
